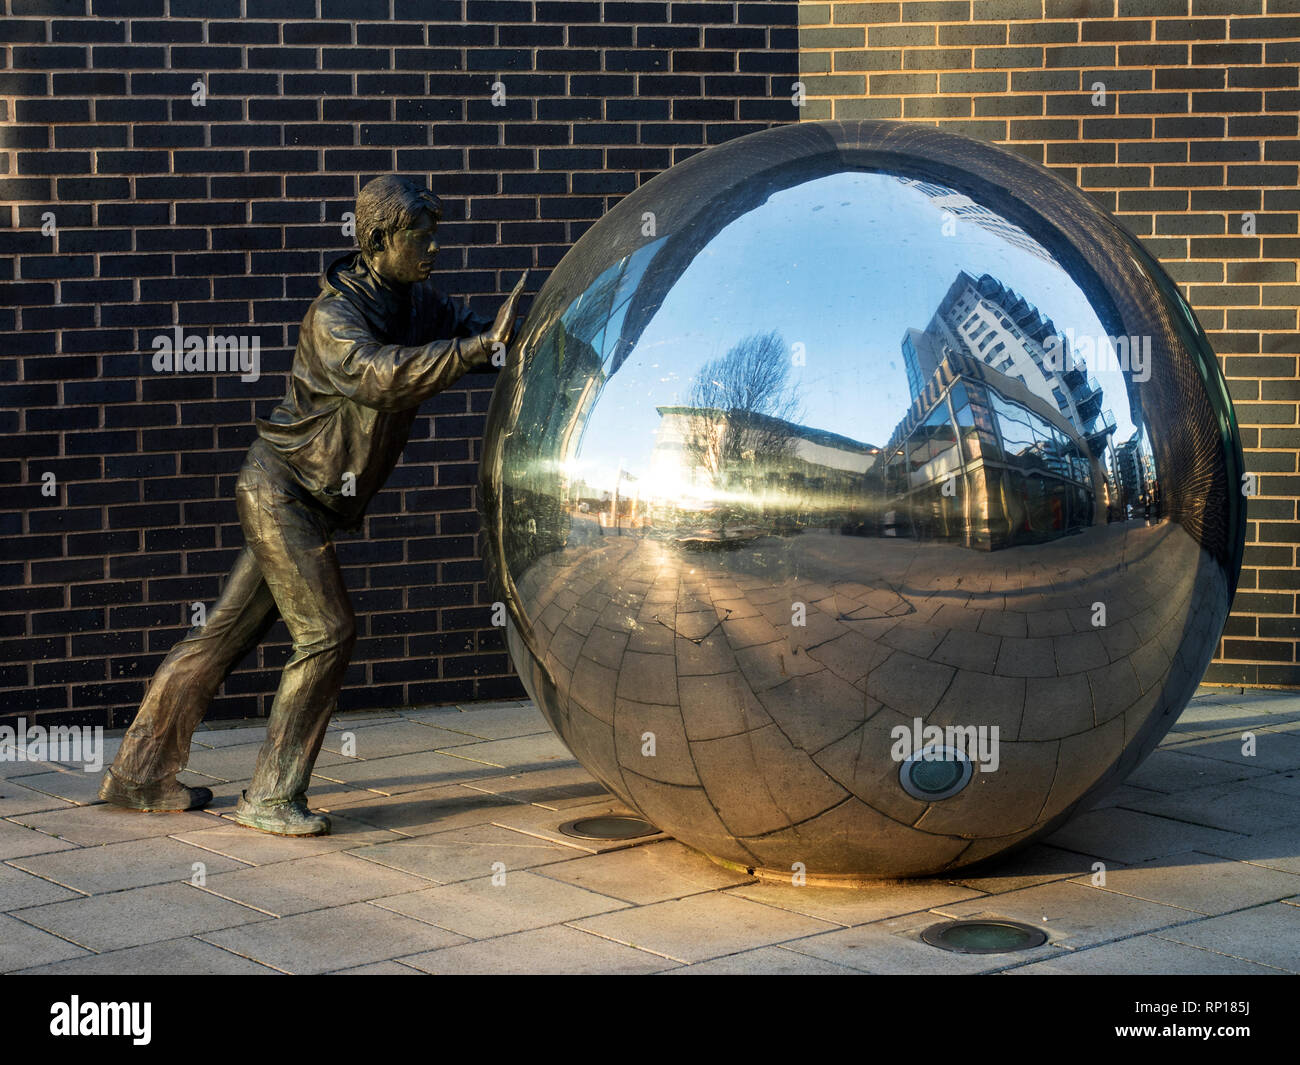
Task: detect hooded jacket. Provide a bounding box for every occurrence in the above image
[256,251,493,529]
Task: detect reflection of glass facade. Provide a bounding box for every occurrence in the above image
[900,271,1118,465]
[880,355,1096,550]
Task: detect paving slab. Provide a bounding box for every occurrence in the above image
[191,726,269,748]
[180,744,353,782]
[1152,901,1300,972]
[13,935,281,975]
[1082,782,1164,811]
[319,719,487,758]
[197,851,434,917]
[349,823,583,884]
[1198,821,1300,877]
[1250,771,1300,797]
[315,750,514,794]
[489,797,669,854]
[173,815,403,867]
[1045,806,1247,864]
[399,923,676,975]
[199,901,468,974]
[534,839,755,905]
[0,862,83,910]
[315,783,527,837]
[1125,748,1272,793]
[1118,782,1300,835]
[0,753,72,778]
[1006,934,1287,975]
[11,804,218,847]
[0,913,92,973]
[440,733,579,771]
[13,881,270,953]
[372,869,630,938]
[570,891,838,963]
[0,778,73,817]
[666,945,863,974]
[0,818,77,860]
[933,881,1199,949]
[1161,729,1300,773]
[726,878,986,927]
[327,960,426,974]
[405,702,547,741]
[780,911,1062,974]
[11,836,248,895]
[6,769,108,806]
[1068,852,1300,916]
[945,842,1119,894]
[459,765,612,809]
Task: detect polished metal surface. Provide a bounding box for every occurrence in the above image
[480,120,1246,881]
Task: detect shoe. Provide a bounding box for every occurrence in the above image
[98,768,213,812]
[229,791,331,837]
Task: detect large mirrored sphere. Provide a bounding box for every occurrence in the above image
[480,120,1246,882]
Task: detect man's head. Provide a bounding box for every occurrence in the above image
[355,175,443,285]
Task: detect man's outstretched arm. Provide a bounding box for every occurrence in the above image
[314,302,491,412]
[315,272,527,412]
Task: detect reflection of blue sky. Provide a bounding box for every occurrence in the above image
[571,171,1138,493]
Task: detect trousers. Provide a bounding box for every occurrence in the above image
[110,439,357,806]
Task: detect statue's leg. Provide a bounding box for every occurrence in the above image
[106,545,279,797]
[234,467,355,814]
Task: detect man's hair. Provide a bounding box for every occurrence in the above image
[355,175,442,256]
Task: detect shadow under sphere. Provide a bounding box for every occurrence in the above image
[480,120,1246,883]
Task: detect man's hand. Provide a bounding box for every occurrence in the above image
[480,270,530,358]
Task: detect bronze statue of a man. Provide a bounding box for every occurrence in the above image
[99,175,528,836]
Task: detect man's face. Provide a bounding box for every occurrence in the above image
[369,207,440,285]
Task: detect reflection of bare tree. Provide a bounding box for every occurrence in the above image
[683,331,803,512]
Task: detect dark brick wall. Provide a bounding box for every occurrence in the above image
[799,0,1300,686]
[0,0,801,728]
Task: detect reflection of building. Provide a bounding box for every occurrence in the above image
[651,405,878,519]
[1114,431,1155,511]
[879,352,1100,550]
[901,270,1118,469]
[896,178,1062,268]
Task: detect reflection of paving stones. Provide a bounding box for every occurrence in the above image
[508,520,1231,876]
[1,690,1295,974]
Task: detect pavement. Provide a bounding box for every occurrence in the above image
[0,685,1297,975]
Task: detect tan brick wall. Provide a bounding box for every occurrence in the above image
[797,0,1300,686]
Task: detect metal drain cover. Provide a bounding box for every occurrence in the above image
[558,814,658,841]
[920,919,1048,954]
[899,746,973,801]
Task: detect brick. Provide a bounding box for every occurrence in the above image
[941,23,1008,44]
[971,0,1042,15]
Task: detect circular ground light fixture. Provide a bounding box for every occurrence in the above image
[920,919,1049,954]
[899,745,974,801]
[558,814,658,841]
